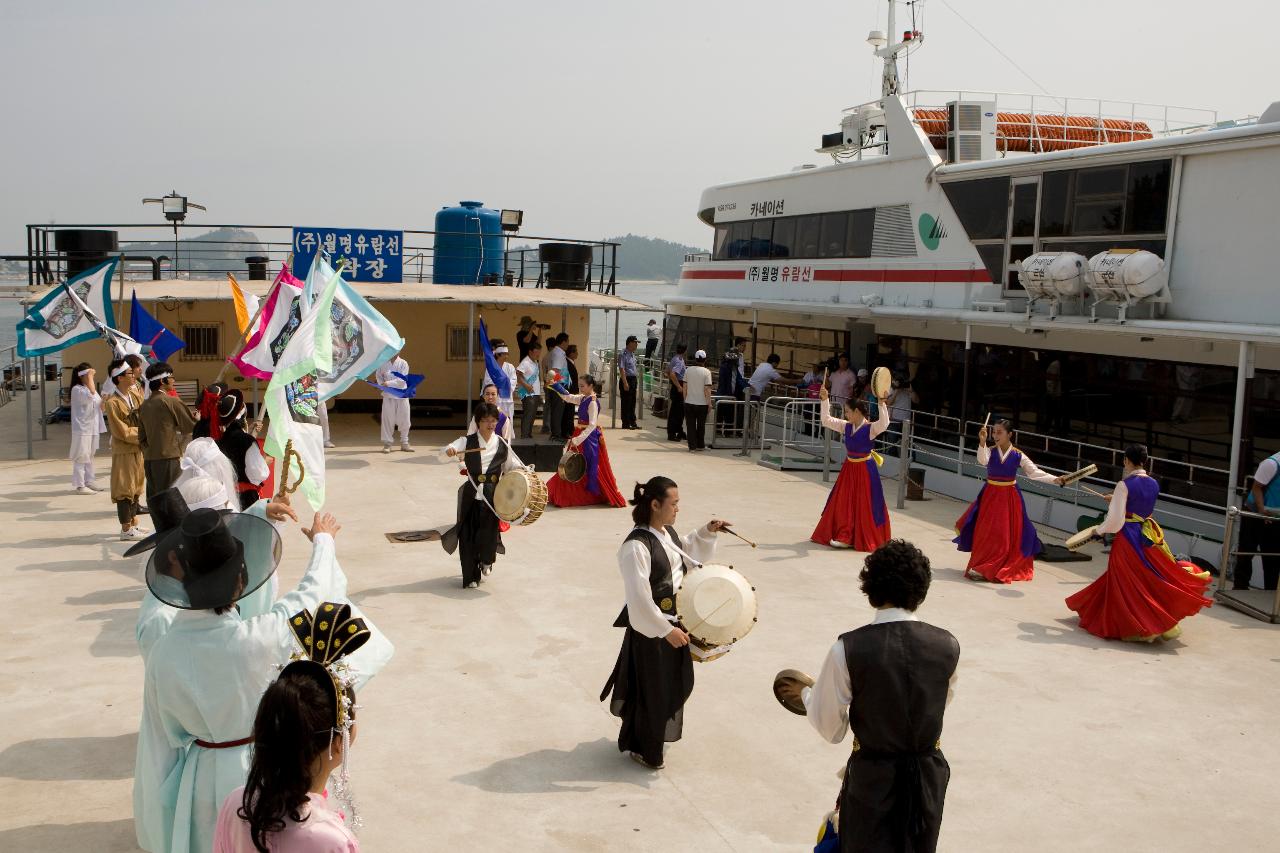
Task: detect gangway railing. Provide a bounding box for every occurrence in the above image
[1214,507,1280,624]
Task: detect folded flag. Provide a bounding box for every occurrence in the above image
[478,316,511,399]
[365,371,424,399]
[129,292,185,361]
[227,273,261,335]
[17,259,121,357]
[230,263,304,380]
[263,262,342,511]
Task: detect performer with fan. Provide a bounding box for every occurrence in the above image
[442,402,529,589]
[215,389,271,509]
[600,476,730,770]
[810,383,892,551]
[215,602,370,850]
[1066,445,1213,641]
[954,418,1063,583]
[133,508,393,853]
[545,374,627,508]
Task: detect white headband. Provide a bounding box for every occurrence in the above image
[186,487,230,511]
[494,346,509,355]
[77,368,91,377]
[110,364,129,378]
[150,372,172,383]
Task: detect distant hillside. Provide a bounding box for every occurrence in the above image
[604,234,707,282]
[124,226,266,272]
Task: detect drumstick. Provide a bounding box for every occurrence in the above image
[1080,484,1111,500]
[723,526,757,548]
[822,367,828,387]
[981,412,990,431]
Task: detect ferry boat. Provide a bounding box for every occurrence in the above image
[665,0,1280,543]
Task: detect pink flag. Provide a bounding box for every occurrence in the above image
[229,263,304,379]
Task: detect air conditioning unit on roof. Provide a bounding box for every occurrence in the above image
[946,101,997,163]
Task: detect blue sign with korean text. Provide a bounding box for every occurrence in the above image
[291,227,404,283]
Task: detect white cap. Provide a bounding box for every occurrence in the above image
[695,349,707,359]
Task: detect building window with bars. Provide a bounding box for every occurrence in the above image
[445,324,481,361]
[181,323,221,360]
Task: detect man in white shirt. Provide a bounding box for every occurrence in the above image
[376,352,413,453]
[517,342,543,439]
[680,350,714,452]
[1234,450,1280,590]
[746,353,781,401]
[481,339,519,422]
[645,319,660,360]
[781,539,959,853]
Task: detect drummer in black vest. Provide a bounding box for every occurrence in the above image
[442,401,528,590]
[782,539,959,852]
[600,475,731,770]
[215,389,270,510]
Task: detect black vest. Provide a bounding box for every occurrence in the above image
[217,422,256,486]
[615,526,681,627]
[464,432,508,501]
[840,620,959,755]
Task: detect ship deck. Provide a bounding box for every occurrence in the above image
[0,401,1275,852]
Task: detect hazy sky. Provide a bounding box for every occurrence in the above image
[3,0,1275,254]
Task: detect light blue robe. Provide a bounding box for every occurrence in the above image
[132,524,393,853]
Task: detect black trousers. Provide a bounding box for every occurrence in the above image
[441,483,505,587]
[115,498,141,525]
[601,618,694,768]
[684,404,708,450]
[521,395,541,438]
[547,391,565,439]
[144,458,181,500]
[1234,514,1280,590]
[839,750,950,853]
[645,339,658,359]
[620,375,638,427]
[666,385,685,440]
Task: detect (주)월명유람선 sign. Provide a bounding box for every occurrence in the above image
[291,227,404,283]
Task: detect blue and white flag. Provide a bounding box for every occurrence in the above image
[17,259,120,357]
[365,371,424,399]
[478,316,511,399]
[301,256,405,401]
[130,292,185,361]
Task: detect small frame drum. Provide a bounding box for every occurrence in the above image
[1066,524,1100,551]
[493,468,548,526]
[1060,463,1098,487]
[558,450,586,483]
[870,366,892,399]
[773,668,815,716]
[676,563,758,663]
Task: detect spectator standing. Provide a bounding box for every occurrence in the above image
[682,350,714,452]
[619,335,640,430]
[747,353,782,402]
[561,343,581,438]
[1234,449,1280,590]
[829,355,856,406]
[517,342,543,439]
[666,344,688,442]
[546,333,570,440]
[645,318,660,360]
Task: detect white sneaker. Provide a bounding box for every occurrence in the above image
[120,527,148,541]
[74,486,94,495]
[401,445,414,452]
[466,581,479,589]
[324,440,336,449]
[481,563,493,577]
[85,482,105,492]
[382,446,392,454]
[829,539,852,549]
[132,525,152,535]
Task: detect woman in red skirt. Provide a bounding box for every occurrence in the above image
[954,419,1063,583]
[810,384,892,551]
[1066,445,1212,641]
[547,374,627,508]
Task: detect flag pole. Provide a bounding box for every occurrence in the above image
[214,253,293,384]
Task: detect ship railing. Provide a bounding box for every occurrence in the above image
[0,344,22,409]
[1215,507,1280,623]
[19,223,620,295]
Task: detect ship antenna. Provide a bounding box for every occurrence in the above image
[868,0,922,97]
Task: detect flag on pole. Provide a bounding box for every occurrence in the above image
[263,263,342,511]
[227,273,261,335]
[478,316,511,399]
[16,259,120,357]
[129,293,185,361]
[230,263,304,380]
[304,256,405,401]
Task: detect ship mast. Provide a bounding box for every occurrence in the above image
[868,0,921,97]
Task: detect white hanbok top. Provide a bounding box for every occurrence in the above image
[977,444,1059,483]
[71,383,106,436]
[821,398,889,439]
[617,524,718,639]
[375,357,409,399]
[445,432,525,501]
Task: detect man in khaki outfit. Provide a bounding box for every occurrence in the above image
[137,361,197,499]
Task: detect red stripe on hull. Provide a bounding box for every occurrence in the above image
[682,267,989,283]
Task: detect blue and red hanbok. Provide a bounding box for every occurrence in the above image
[547,394,626,508]
[1066,472,1212,640]
[954,444,1057,582]
[811,399,891,551]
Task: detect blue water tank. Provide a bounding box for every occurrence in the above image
[432,200,505,284]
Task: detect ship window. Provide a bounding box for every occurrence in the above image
[712,225,731,260]
[181,323,220,360]
[750,219,774,259]
[728,221,752,259]
[1125,159,1172,234]
[1039,170,1071,237]
[1071,165,1126,235]
[975,244,1004,284]
[819,212,849,258]
[770,217,796,258]
[794,215,821,258]
[1007,243,1036,291]
[1075,165,1126,196]
[846,208,875,258]
[1010,183,1037,238]
[941,177,1009,240]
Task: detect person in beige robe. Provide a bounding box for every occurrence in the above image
[105,358,148,541]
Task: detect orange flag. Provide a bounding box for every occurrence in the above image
[227,273,260,335]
